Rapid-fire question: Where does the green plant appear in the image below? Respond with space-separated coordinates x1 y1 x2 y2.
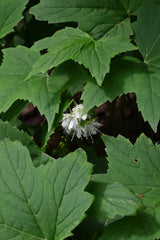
0 0 160 239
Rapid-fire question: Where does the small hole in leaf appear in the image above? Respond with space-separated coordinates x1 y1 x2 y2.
134 159 138 163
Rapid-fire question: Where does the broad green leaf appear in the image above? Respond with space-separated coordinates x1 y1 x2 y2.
88 182 142 220
132 0 160 67
81 57 160 130
0 46 87 129
30 0 143 39
100 134 160 195
95 134 160 239
0 119 53 166
0 0 28 39
0 140 93 240
29 27 136 85
99 209 160 240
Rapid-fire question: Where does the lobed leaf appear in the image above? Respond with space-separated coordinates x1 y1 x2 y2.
30 0 143 39
81 57 160 130
0 140 93 240
29 27 136 85
100 134 160 194
93 134 160 239
0 46 87 130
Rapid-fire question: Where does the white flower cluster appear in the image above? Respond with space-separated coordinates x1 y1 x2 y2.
61 104 101 139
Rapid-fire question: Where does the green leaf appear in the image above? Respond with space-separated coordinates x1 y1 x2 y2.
82 57 160 130
0 0 28 39
88 182 142 220
0 119 52 166
101 134 160 194
132 0 160 67
93 134 160 238
81 57 140 114
0 45 56 130
0 46 40 111
0 46 87 129
0 140 93 240
30 0 143 39
95 134 160 239
81 78 108 114
99 209 160 240
29 27 136 85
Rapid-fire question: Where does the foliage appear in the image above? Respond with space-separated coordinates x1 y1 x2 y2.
0 141 93 239
0 0 160 239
